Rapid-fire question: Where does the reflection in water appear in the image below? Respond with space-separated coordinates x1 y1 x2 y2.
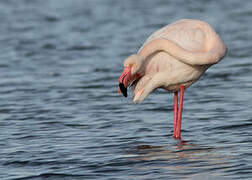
125 140 232 178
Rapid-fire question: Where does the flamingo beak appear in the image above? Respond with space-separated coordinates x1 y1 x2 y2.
118 67 131 97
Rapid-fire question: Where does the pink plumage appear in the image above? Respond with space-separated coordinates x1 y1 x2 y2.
118 19 227 139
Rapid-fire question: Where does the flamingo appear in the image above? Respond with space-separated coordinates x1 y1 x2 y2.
118 19 227 139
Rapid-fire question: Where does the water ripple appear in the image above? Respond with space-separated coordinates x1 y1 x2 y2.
0 0 252 180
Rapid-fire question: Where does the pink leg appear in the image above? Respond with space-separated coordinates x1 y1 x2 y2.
173 92 178 138
175 85 185 139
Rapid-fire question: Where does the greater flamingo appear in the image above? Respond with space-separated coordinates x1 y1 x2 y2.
118 19 227 139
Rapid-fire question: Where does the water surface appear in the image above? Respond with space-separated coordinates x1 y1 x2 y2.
0 0 252 179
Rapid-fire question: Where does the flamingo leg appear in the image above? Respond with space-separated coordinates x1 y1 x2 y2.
173 92 178 138
174 85 185 139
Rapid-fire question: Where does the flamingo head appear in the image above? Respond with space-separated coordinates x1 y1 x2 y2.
118 54 143 97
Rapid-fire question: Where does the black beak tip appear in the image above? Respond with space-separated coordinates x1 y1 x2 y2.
119 83 127 97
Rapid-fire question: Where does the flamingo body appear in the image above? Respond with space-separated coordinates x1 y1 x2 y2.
118 19 227 139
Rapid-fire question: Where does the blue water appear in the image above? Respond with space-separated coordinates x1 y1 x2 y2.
0 0 252 179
